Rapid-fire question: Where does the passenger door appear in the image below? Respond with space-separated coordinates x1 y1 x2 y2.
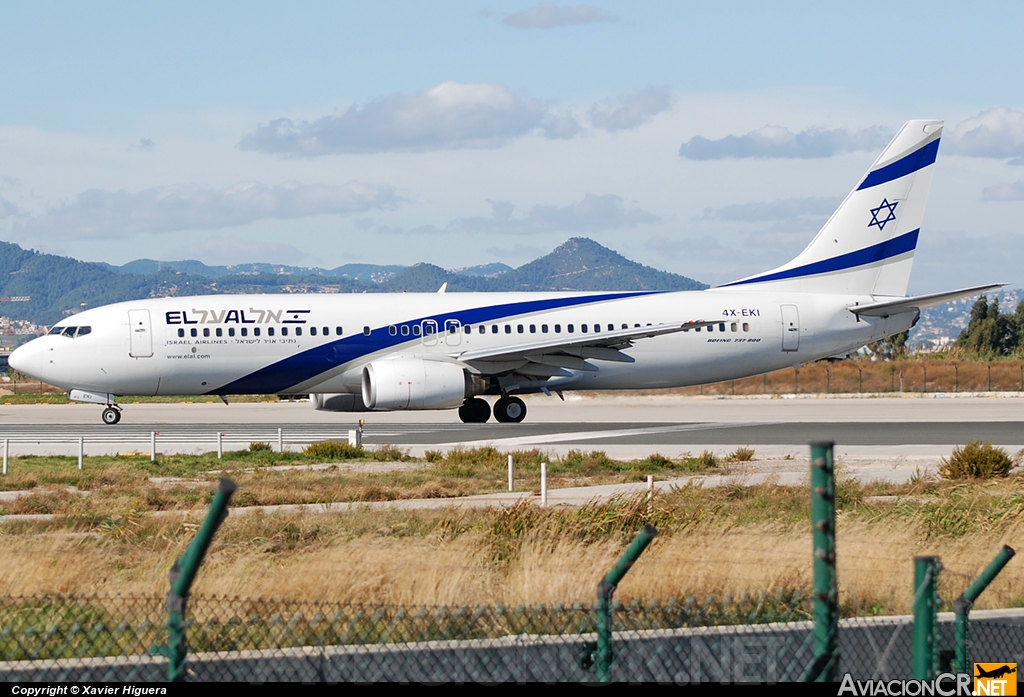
781 304 799 352
128 309 154 358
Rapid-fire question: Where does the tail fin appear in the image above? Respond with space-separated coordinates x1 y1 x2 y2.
720 119 942 296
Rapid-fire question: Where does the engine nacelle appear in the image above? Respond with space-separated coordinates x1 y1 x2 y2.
361 358 470 410
309 393 370 412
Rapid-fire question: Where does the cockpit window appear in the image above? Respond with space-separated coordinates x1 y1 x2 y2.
48 325 91 338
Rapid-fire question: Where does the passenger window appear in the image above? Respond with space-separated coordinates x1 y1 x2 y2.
190 328 197 337
413 325 421 336
254 327 261 337
719 323 726 332
203 328 210 337
177 328 185 338
568 324 574 333
529 324 535 333
424 324 434 335
363 326 371 336
478 326 486 334
608 324 614 331
555 324 561 333
696 326 702 332
281 327 288 337
268 327 275 337
491 325 498 334
464 325 471 334
505 325 511 334
336 327 343 335
621 324 627 330
76 326 91 337
241 328 248 337
323 327 328 336
541 324 548 333
707 324 713 332
216 328 223 337
731 323 737 332
229 328 236 337
743 323 750 332
593 324 600 332
581 324 588 333
389 326 397 336
517 325 524 333
401 325 410 336
296 327 302 336
635 323 640 327
311 327 317 336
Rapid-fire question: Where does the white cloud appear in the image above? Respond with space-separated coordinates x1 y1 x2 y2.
679 125 892 160
165 236 307 266
0 196 19 218
503 3 616 29
139 137 156 152
239 82 571 156
377 193 659 236
699 196 841 221
12 181 400 240
948 108 1024 162
981 180 1024 201
588 86 672 132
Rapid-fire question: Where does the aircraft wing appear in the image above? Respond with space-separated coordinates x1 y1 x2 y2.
454 320 718 374
850 283 1006 317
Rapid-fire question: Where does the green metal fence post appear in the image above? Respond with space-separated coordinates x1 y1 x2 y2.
596 524 657 682
913 556 942 680
802 441 839 682
953 545 1016 674
153 478 236 682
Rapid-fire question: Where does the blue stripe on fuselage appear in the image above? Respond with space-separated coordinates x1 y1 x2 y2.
856 139 939 190
208 291 660 394
720 229 919 288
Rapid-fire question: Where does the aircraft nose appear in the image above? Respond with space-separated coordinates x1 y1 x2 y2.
8 342 41 378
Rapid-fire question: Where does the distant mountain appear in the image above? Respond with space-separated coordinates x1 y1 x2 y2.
0 237 706 326
491 238 706 292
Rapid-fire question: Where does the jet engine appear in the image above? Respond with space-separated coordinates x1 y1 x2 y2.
361 358 472 410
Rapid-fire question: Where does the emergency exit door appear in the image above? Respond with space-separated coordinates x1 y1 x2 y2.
781 304 799 352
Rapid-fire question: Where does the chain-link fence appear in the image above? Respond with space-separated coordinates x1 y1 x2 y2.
2 593 1023 682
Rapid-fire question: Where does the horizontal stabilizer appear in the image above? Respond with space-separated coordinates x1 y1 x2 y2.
850 283 1006 317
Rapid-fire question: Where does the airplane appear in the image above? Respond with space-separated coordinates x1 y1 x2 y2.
8 119 1002 425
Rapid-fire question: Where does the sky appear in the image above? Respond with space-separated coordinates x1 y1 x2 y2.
1 1 1023 293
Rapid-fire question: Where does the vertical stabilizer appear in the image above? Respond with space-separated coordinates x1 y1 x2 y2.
721 120 942 297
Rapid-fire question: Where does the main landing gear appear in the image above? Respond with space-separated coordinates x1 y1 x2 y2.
494 396 527 423
101 406 122 425
458 397 491 423
457 396 528 423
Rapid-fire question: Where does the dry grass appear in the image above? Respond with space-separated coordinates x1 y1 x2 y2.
2 475 1023 616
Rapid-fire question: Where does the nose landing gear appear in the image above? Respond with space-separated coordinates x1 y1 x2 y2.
101 406 122 425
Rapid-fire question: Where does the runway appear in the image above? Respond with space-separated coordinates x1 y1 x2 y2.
2 393 1023 487
1 394 1022 457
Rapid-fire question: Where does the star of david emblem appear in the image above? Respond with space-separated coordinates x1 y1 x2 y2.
868 198 899 231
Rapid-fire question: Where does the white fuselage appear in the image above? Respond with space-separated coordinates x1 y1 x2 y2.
9 288 915 399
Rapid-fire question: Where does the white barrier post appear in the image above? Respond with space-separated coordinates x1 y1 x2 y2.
3 438 9 475
540 462 547 507
151 431 156 462
507 454 514 492
217 432 223 459
278 427 283 453
78 436 84 470
647 474 654 512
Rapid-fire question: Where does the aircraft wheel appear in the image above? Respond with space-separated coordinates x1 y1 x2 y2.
494 396 526 424
458 398 491 424
102 407 121 425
